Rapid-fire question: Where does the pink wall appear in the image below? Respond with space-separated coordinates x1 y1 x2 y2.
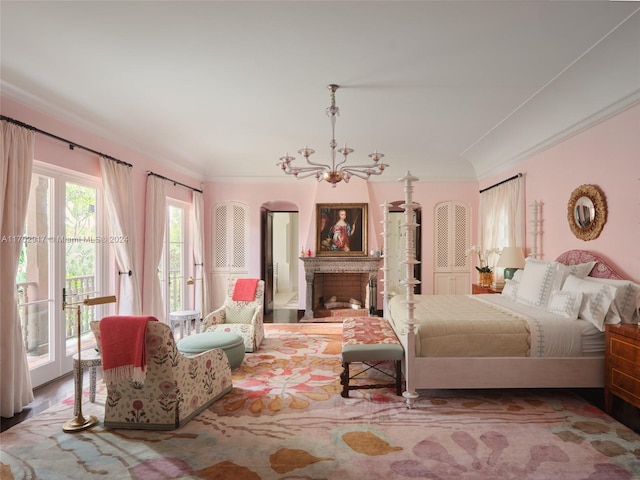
4 93 638 311
2 96 203 305
205 174 479 305
479 103 640 282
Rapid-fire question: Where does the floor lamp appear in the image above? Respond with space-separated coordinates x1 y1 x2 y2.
62 294 116 433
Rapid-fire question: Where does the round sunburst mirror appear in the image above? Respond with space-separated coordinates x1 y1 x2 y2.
567 184 607 241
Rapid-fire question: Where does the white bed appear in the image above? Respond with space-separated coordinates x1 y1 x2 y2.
384 175 638 408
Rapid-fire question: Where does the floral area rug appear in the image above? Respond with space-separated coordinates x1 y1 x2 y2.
2 323 640 480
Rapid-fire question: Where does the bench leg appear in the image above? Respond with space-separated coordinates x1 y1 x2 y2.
395 360 402 396
340 362 350 398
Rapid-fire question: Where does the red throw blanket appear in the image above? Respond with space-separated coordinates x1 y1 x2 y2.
232 278 259 301
100 315 157 385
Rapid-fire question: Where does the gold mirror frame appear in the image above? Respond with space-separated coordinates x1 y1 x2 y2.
567 184 607 241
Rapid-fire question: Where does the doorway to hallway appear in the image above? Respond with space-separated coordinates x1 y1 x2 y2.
261 203 299 321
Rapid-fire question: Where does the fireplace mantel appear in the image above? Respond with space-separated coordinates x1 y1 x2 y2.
301 256 382 319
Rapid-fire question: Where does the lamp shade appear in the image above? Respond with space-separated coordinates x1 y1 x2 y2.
497 247 526 280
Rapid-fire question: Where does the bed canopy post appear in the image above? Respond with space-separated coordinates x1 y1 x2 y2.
380 202 392 318
399 172 420 408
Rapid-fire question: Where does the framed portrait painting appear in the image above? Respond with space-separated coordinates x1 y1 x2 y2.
316 203 367 256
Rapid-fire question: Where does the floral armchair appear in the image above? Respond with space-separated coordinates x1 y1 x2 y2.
201 278 265 352
90 319 232 430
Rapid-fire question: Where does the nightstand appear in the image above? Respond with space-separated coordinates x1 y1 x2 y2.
605 324 640 414
472 284 501 294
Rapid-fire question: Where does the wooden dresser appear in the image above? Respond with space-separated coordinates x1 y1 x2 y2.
605 324 640 414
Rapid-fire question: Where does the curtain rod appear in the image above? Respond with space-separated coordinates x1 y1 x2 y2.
479 172 522 194
147 171 202 194
1 114 133 168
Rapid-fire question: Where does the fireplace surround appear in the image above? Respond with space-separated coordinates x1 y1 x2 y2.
300 257 382 319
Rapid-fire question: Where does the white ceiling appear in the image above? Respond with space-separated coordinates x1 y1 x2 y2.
2 1 639 183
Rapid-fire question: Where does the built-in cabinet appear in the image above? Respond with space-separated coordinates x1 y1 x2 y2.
433 201 470 294
211 201 249 307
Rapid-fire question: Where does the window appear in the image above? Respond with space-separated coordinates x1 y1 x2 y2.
159 200 190 316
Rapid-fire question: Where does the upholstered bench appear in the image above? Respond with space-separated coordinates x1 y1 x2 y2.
341 316 404 398
177 331 245 369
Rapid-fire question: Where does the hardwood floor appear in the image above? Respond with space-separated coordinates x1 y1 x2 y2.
0 309 302 432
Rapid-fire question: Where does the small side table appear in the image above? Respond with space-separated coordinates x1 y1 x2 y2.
72 349 102 416
472 284 502 294
169 310 201 338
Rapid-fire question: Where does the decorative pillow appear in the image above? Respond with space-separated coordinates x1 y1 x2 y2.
547 290 583 320
225 305 255 324
501 279 519 300
511 269 524 282
583 277 640 324
515 258 561 307
562 275 617 331
556 261 596 287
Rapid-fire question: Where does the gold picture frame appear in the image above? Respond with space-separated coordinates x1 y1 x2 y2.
567 184 607 241
316 203 367 256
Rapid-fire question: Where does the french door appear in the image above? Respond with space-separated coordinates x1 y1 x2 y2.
17 165 110 388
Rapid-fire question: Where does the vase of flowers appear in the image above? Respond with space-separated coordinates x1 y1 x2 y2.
465 245 500 287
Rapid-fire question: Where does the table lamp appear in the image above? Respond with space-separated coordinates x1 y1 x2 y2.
497 247 526 280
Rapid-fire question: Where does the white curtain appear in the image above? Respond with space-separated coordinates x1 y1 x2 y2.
142 175 166 321
100 157 142 315
478 175 526 279
192 191 210 317
1 121 35 417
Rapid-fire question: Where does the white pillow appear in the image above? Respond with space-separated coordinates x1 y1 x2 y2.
556 261 596 287
547 290 583 320
516 258 562 307
582 277 640 325
562 275 617 331
501 279 519 300
512 269 524 282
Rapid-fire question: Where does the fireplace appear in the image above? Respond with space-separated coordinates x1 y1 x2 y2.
300 257 382 319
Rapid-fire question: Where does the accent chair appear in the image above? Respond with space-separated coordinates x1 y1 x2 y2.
201 278 265 352
90 318 232 430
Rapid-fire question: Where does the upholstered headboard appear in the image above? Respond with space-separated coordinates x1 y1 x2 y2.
555 250 623 280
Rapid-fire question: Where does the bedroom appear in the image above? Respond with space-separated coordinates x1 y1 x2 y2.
2 0 639 442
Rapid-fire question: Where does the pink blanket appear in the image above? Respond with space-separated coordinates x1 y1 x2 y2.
100 316 157 385
232 278 259 301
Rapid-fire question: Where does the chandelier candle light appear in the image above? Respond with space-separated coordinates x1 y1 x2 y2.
277 84 388 187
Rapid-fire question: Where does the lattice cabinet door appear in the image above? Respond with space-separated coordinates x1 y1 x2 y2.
212 201 249 273
433 201 470 294
211 201 249 307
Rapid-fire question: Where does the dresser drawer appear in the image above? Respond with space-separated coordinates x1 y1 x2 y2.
609 367 640 407
608 336 640 374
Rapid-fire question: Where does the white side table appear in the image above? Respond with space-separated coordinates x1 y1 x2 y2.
72 349 102 416
168 310 201 338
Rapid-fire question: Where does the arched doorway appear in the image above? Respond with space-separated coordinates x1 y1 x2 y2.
261 201 300 322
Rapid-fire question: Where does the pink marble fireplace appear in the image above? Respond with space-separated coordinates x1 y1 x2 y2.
300 257 382 319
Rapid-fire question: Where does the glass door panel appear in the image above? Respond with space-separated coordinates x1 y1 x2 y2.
18 173 54 386
64 182 99 357
18 168 108 388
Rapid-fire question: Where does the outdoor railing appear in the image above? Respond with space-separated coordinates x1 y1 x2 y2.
18 271 184 353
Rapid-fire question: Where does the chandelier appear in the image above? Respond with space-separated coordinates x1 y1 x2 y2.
277 84 388 187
